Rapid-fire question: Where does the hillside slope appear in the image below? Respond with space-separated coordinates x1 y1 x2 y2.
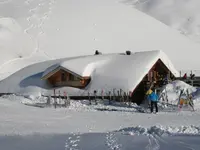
1 0 200 80
131 0 200 42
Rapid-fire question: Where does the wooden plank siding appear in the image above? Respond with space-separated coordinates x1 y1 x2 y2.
46 69 91 89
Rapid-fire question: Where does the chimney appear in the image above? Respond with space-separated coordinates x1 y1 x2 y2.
95 50 102 55
126 50 131 55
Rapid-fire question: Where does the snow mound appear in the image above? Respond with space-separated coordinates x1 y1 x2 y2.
158 80 197 105
119 125 200 136
166 80 196 93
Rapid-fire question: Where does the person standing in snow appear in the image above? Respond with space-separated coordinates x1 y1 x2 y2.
146 88 152 107
183 73 187 80
147 89 159 113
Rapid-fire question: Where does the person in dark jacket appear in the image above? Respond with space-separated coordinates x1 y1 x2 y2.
147 90 159 113
183 73 187 80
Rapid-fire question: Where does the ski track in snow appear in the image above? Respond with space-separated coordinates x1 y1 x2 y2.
65 133 81 150
106 132 121 150
24 0 55 55
25 0 56 59
146 134 197 150
1 0 55 70
176 141 196 150
146 134 160 150
0 0 56 78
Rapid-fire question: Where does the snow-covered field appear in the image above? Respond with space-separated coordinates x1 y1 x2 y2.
0 97 200 150
0 81 200 149
1 96 200 135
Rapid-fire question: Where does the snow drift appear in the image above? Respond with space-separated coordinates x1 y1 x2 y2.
120 125 200 136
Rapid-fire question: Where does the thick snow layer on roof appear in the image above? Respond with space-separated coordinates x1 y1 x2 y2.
40 50 178 95
87 50 178 93
0 50 178 96
60 55 111 77
42 63 60 78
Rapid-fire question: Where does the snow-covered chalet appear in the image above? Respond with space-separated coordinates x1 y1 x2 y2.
41 50 178 104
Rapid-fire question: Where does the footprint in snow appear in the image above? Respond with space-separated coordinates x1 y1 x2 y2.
106 132 121 150
65 134 81 150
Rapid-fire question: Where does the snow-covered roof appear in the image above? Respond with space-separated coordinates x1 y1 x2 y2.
42 64 60 79
42 50 178 92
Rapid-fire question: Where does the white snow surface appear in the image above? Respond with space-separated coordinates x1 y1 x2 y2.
1 80 200 149
1 93 200 136
131 0 200 43
1 0 200 80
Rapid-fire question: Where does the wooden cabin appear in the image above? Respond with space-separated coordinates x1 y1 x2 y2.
41 67 91 89
41 50 178 105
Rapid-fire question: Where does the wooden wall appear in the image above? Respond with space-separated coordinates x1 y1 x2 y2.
47 69 90 89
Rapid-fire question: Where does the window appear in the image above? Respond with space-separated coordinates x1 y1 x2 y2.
61 72 66 81
73 76 79 81
69 74 74 81
69 73 79 81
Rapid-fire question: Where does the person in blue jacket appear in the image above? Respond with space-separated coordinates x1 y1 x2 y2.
147 89 159 113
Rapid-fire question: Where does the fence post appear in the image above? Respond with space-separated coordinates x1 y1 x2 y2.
66 92 70 107
88 92 91 105
63 91 67 107
94 90 97 105
117 90 120 102
54 89 57 109
46 95 51 106
113 89 116 101
129 91 132 107
120 89 123 102
59 90 61 108
109 91 111 105
101 89 104 101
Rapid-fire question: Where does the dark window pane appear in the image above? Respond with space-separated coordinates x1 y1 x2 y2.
61 72 66 81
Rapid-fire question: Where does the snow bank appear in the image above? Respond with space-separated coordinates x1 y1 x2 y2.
120 125 200 136
167 80 197 93
0 93 140 112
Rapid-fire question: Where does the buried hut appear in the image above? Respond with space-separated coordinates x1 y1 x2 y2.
41 50 178 105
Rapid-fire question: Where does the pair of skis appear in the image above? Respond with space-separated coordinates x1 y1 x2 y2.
158 85 169 107
177 89 195 111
